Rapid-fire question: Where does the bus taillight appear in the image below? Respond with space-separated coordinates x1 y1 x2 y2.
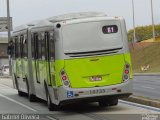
60 69 71 87
62 76 67 81
123 63 130 82
125 69 129 74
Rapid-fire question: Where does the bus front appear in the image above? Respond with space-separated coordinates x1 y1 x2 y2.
56 17 132 106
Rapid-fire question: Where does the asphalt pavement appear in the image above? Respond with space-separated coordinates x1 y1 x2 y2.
133 75 160 100
0 77 160 120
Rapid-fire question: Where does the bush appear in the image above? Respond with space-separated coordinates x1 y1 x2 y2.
128 24 160 42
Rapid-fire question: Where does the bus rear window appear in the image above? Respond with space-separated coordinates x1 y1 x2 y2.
62 21 123 54
102 25 118 34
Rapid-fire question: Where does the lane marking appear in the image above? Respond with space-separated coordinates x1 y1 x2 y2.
46 116 58 120
0 93 37 112
119 100 160 112
141 86 155 90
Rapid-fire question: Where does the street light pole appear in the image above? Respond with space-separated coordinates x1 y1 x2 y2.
6 0 12 76
132 0 136 42
151 0 155 41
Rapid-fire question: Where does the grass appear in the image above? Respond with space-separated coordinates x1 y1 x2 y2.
129 37 160 73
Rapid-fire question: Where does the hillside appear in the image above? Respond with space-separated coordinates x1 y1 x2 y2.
129 38 160 73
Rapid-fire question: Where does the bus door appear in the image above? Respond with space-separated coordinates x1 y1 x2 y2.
33 33 39 83
45 32 56 87
20 35 27 80
15 36 22 86
32 33 41 97
33 33 47 99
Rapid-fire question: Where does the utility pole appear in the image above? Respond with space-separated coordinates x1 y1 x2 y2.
132 0 136 42
151 0 155 41
7 0 12 76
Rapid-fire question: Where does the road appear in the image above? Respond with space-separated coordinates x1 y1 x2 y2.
0 77 160 120
133 75 160 100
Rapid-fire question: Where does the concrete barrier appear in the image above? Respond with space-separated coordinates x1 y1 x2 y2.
133 73 160 76
122 95 160 108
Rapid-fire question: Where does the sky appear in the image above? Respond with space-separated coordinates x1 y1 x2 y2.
0 0 160 30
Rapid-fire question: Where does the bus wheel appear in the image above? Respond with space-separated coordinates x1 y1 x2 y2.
18 91 25 96
29 94 37 102
98 100 109 107
108 98 118 106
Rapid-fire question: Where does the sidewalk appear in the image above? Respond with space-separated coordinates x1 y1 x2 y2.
0 77 14 88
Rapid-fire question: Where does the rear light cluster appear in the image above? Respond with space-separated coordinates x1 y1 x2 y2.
123 63 130 82
60 69 71 88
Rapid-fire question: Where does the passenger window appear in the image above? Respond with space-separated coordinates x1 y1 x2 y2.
38 33 42 60
12 38 15 59
15 37 18 58
33 33 38 59
23 35 28 58
20 35 24 58
45 32 49 60
49 32 55 61
45 31 55 61
41 33 45 60
31 34 35 59
16 36 21 58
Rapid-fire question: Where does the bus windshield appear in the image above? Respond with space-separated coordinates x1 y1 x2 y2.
62 20 123 54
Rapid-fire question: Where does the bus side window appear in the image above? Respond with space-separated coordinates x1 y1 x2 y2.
23 35 28 58
15 36 18 58
45 32 49 60
33 33 38 59
49 32 55 61
38 33 42 60
44 31 55 61
20 35 24 58
12 37 16 59
17 36 21 59
41 33 45 60
31 34 35 59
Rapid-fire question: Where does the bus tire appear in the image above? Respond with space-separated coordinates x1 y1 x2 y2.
98 100 109 107
108 98 118 106
44 82 56 111
26 77 37 102
18 91 25 96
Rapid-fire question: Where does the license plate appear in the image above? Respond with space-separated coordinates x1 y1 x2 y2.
90 89 105 94
90 76 102 82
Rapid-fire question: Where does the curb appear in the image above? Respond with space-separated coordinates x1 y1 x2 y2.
133 73 160 76
0 76 12 79
121 95 160 108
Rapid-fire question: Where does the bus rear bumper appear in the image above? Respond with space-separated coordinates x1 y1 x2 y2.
57 80 133 105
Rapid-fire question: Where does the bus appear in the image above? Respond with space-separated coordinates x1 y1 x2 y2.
11 12 133 111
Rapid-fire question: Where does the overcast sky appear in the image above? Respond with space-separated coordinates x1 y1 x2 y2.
0 0 160 30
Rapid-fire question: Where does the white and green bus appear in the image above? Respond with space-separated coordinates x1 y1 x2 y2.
11 12 132 111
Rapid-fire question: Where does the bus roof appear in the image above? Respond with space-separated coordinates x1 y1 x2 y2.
13 20 42 33
48 12 107 23
30 20 53 32
30 16 123 33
